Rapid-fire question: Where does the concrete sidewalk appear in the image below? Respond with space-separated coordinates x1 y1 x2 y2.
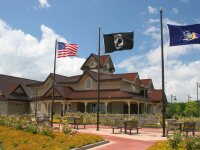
78 126 167 150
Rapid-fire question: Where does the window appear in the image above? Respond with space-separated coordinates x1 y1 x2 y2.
90 103 105 113
85 78 92 89
16 103 23 107
90 61 96 68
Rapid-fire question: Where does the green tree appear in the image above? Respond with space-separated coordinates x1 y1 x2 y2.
184 101 198 117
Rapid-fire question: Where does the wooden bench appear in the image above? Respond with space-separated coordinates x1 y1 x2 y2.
112 119 125 134
124 120 139 135
74 117 86 129
67 117 86 129
182 122 196 136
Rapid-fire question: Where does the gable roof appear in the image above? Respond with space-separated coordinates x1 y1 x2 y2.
27 73 71 87
42 85 73 99
80 53 115 71
0 74 39 101
114 73 139 83
141 79 151 86
100 55 109 64
147 89 163 102
10 84 27 96
141 79 154 89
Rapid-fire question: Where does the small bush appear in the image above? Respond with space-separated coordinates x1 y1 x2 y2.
62 124 75 135
25 124 38 134
40 125 54 138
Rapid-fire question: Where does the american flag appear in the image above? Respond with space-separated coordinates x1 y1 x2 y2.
57 42 78 58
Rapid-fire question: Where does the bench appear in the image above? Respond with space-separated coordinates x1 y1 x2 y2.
112 119 125 134
182 122 196 136
124 120 139 135
67 117 86 129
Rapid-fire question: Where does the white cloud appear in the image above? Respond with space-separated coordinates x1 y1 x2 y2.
147 18 159 24
38 0 50 8
195 18 200 23
117 47 200 102
148 6 158 14
172 8 178 14
0 19 85 80
117 18 200 102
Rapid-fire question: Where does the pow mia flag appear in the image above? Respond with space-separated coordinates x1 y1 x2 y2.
103 32 133 53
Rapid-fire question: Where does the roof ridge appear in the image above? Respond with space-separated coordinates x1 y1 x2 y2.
50 73 69 78
0 74 39 82
114 72 138 75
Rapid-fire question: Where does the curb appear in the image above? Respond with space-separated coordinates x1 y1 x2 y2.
72 140 109 150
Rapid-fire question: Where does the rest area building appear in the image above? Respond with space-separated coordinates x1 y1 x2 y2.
0 53 165 117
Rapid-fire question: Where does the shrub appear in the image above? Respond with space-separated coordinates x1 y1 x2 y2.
62 124 75 135
167 132 183 149
25 124 38 134
40 125 54 138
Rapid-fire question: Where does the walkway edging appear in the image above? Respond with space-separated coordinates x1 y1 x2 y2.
72 140 109 150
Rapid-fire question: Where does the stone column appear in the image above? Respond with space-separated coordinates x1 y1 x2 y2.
44 101 50 118
145 103 148 114
127 101 131 118
104 102 108 114
84 102 88 113
137 102 140 114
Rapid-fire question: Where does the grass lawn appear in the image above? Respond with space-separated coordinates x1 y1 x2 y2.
0 126 104 150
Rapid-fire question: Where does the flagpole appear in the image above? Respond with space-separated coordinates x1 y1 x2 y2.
160 8 166 137
51 39 57 127
97 26 101 131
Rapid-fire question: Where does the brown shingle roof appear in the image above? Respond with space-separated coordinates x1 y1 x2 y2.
100 55 109 64
87 70 120 81
27 73 73 86
141 79 152 87
114 73 138 82
147 90 163 102
69 90 133 100
81 53 115 71
54 86 73 98
0 74 39 101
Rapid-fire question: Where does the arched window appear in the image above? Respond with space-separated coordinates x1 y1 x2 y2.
85 78 92 89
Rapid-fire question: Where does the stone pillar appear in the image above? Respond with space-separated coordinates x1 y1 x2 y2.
104 102 108 114
137 102 140 114
127 101 131 118
145 103 148 114
44 102 48 116
84 102 88 113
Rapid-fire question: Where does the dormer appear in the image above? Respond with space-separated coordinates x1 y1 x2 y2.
10 84 28 97
81 53 115 74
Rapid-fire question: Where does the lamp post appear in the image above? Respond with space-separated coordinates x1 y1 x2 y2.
197 83 200 116
188 94 191 102
171 94 177 103
197 83 199 101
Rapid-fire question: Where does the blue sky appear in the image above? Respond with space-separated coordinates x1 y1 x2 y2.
0 0 200 102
